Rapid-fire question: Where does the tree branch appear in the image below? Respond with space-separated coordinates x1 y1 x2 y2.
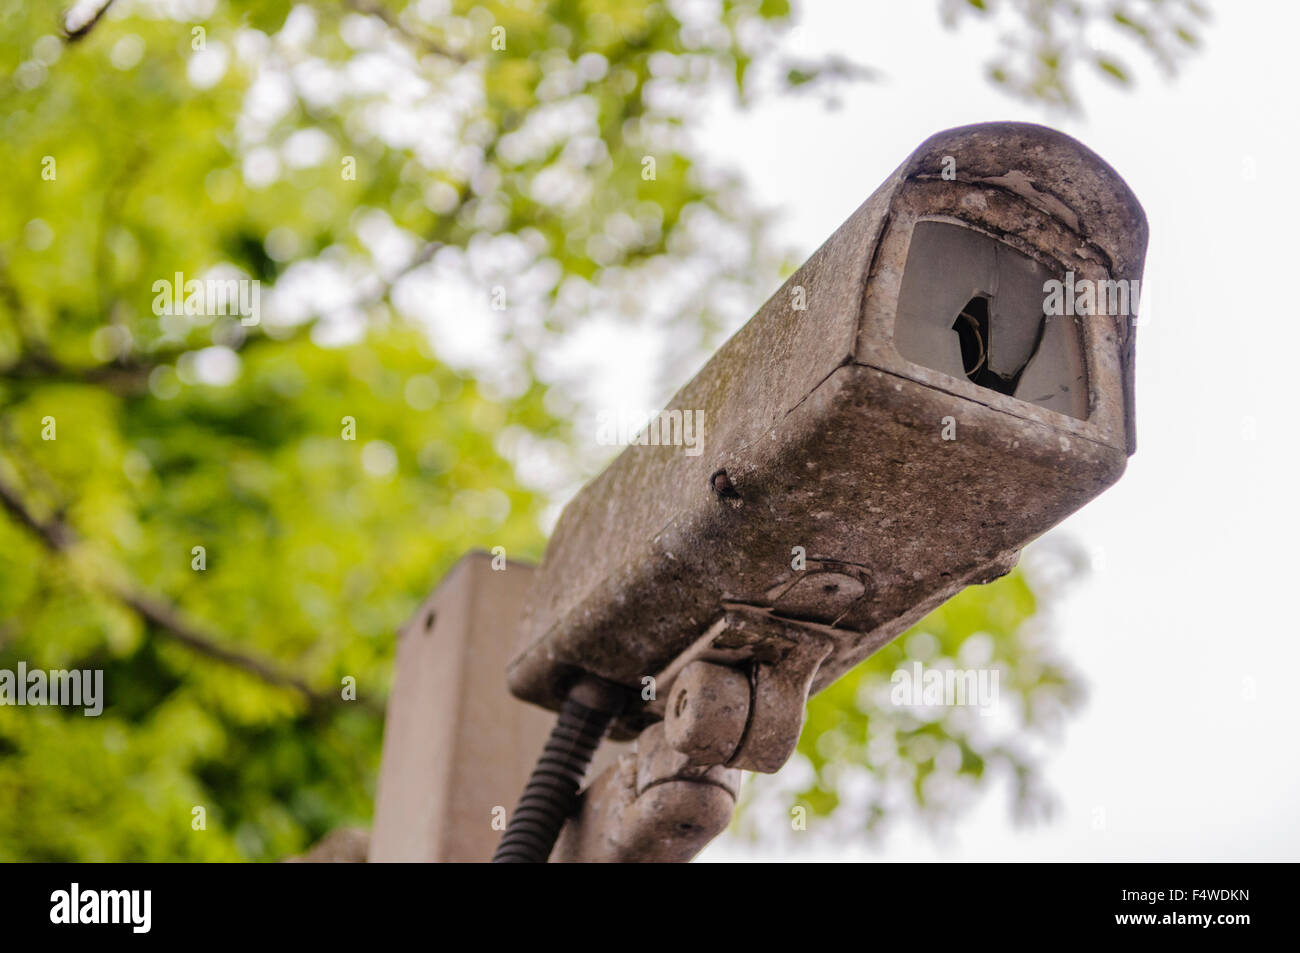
343 0 470 63
0 474 71 549
0 472 379 715
63 0 118 43
0 239 444 394
0 323 309 394
114 589 336 705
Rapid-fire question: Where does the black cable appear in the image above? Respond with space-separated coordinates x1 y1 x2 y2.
491 677 623 863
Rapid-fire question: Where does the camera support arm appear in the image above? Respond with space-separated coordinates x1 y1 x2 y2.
555 607 839 862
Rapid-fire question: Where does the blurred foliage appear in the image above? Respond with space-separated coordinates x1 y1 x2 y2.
942 0 1208 108
0 0 1198 861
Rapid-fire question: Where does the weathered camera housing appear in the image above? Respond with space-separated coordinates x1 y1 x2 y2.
507 122 1147 733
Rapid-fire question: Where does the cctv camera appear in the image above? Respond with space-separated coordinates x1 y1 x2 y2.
507 121 1146 745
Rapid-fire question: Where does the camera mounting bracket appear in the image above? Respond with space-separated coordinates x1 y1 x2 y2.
642 603 840 774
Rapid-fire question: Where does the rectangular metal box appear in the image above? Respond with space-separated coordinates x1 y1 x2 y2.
507 122 1147 729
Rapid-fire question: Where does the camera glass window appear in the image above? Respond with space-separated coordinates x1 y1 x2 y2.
893 220 1089 420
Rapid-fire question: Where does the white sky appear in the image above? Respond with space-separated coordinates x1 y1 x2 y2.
614 0 1300 862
